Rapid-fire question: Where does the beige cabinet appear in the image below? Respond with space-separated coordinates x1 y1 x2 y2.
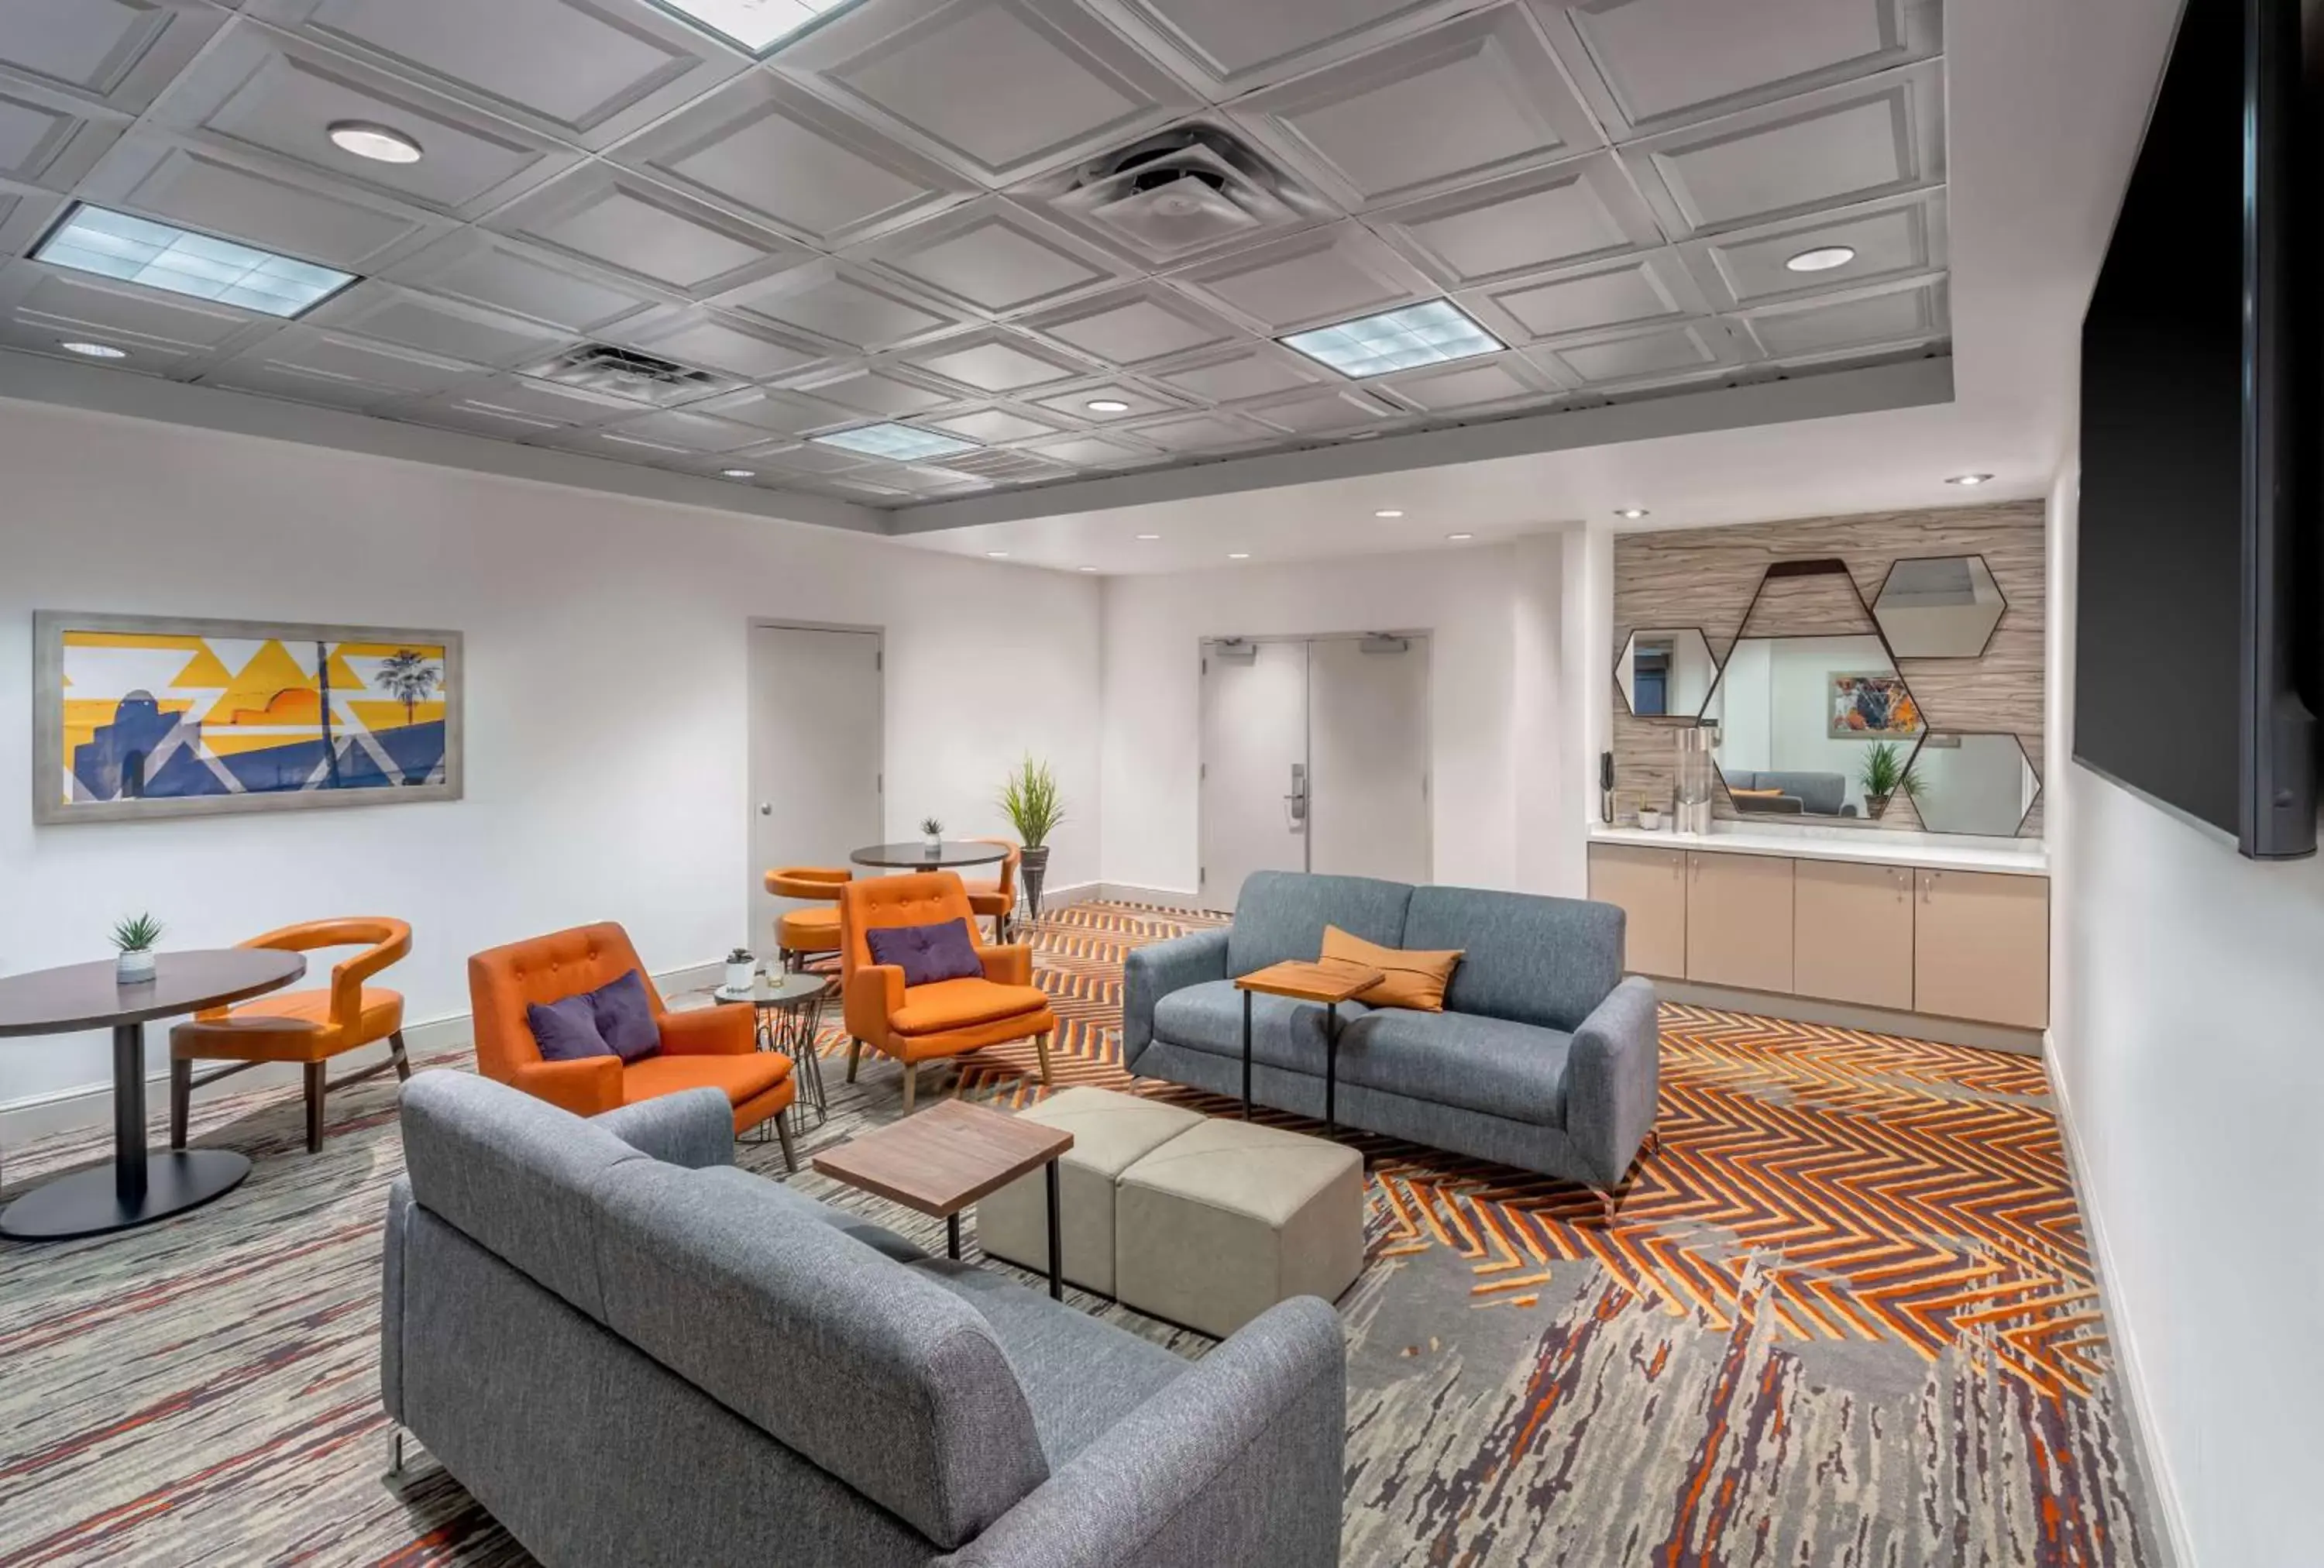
1793 861 1917 1009
1913 869 2051 1027
1684 852 1794 992
1587 844 1686 978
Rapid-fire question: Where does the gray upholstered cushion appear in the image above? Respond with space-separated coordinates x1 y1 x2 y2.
1335 1009 1570 1127
693 1164 927 1262
1226 870 1411 977
590 1087 734 1171
1728 769 1848 815
591 1161 1049 1549
1401 885 1622 1033
1151 979 1369 1075
1122 926 1228 1068
1563 976 1663 1189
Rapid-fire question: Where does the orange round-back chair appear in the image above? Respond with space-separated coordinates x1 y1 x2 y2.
765 866 852 970
960 839 1021 942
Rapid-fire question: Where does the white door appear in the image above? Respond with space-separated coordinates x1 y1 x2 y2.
1309 634 1431 884
748 626 883 953
1199 639 1308 911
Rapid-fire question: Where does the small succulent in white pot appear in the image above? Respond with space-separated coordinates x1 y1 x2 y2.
920 815 944 849
111 913 163 985
724 947 757 995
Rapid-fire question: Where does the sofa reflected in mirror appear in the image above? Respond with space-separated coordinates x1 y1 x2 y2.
1702 633 1923 821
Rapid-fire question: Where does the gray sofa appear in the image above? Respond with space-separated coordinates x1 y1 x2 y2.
380 1071 1346 1568
1722 769 1857 817
1122 872 1658 1198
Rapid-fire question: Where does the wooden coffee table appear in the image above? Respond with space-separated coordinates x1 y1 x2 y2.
812 1099 1076 1299
1233 961 1382 1136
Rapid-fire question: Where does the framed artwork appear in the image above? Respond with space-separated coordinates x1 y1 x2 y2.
1828 670 1922 740
33 611 462 824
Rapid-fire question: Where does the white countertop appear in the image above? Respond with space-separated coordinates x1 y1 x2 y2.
1588 823 2050 877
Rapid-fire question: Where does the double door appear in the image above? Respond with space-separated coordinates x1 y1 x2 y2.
1199 634 1431 911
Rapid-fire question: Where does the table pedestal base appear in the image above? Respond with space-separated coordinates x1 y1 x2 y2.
0 1149 251 1240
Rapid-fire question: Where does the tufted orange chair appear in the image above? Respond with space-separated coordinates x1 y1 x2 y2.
468 922 796 1168
959 839 1021 944
841 872 1054 1114
765 866 851 970
170 917 413 1154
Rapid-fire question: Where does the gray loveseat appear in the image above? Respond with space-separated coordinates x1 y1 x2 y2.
1722 769 1857 817
381 1071 1346 1568
1123 872 1658 1202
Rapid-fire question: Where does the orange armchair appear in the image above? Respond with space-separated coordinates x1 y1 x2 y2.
840 872 1054 1114
765 866 851 970
170 917 412 1154
960 839 1021 943
468 922 797 1168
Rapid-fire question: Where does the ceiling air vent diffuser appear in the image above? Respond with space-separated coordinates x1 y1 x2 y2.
524 343 743 406
1046 125 1327 262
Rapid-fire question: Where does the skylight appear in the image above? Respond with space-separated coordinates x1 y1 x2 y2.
34 205 355 318
1279 299 1505 380
810 423 981 462
648 0 858 53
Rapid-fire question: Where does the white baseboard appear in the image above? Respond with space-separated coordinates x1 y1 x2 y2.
1652 978 2044 1055
1024 879 1102 912
1094 882 1212 912
2042 1034 2195 1568
0 960 726 1146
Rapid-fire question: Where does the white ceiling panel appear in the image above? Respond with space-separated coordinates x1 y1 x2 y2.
1680 189 1944 308
784 359 970 417
246 0 747 150
1458 248 1707 346
1088 0 1470 98
0 79 125 190
1143 339 1322 404
0 256 269 370
1531 318 1743 386
84 136 449 270
713 259 964 352
206 322 474 396
610 70 970 250
772 0 1195 183
1236 383 1401 435
851 197 1131 317
741 438 875 475
933 445 1076 482
899 325 1092 393
1017 279 1243 366
1232 7 1604 211
1115 406 1273 452
1738 275 1947 360
383 229 668 331
594 404 765 452
396 370 640 429
1026 376 1186 422
486 164 811 297
1018 429 1163 467
923 403 1074 443
690 383 861 435
304 281 574 366
607 303 834 381
1164 221 1431 335
528 421 700 461
0 0 225 114
1366 153 1662 290
1372 349 1561 412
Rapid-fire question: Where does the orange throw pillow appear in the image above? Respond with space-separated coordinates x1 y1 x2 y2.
1319 925 1463 1012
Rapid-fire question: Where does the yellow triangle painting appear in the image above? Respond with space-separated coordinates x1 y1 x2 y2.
170 646 235 688
212 640 318 727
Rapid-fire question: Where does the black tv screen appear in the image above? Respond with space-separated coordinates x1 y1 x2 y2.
2077 0 2317 858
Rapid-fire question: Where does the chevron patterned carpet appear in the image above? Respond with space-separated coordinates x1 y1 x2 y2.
0 902 2161 1567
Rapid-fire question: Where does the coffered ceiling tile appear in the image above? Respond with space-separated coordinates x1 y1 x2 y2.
771 0 1195 184
0 256 271 370
1737 275 1947 361
876 462 992 496
1367 153 1662 291
1085 0 1472 98
304 281 574 367
1230 7 1604 211
849 198 1133 318
0 0 225 113
606 304 836 382
1143 339 1322 404
931 446 1077 483
148 29 579 219
1679 189 1944 308
1620 61 1944 239
245 0 748 150
594 405 765 452
1017 279 1243 368
486 165 811 298
1371 349 1561 413
1236 383 1401 435
1115 407 1274 453
898 326 1092 394
610 70 971 250
1457 249 1707 346
0 79 125 191
1018 430 1164 467
384 229 669 332
526 421 703 462
199 324 476 407
1164 221 1431 336
393 391 573 439
1026 377 1186 423
923 404 1074 445
1535 0 1942 139
741 438 877 475
401 370 639 428
1530 318 1742 387
713 260 964 353
689 384 862 437
782 360 971 418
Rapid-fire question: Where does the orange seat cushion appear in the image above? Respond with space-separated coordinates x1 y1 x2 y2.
622 1049 791 1109
778 906 843 951
170 985 404 1062
1319 925 1463 1012
890 978 1050 1036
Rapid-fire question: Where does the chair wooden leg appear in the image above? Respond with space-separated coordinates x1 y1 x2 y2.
774 1115 797 1174
388 1030 412 1082
901 1062 919 1116
846 1037 863 1083
303 1062 326 1153
169 1057 192 1150
1642 1128 1662 1157
1594 1188 1619 1226
1033 1031 1053 1088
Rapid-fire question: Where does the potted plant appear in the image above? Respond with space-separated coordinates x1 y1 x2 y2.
1857 741 1920 821
111 913 163 985
997 755 1066 921
920 816 944 851
724 947 758 996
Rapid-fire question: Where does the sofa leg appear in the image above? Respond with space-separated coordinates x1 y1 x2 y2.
1033 1031 1052 1088
169 1057 192 1150
774 1115 797 1174
386 1427 406 1480
304 1062 327 1153
846 1037 863 1083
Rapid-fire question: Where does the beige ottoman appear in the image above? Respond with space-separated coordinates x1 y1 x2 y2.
978 1088 1205 1295
1115 1118 1365 1338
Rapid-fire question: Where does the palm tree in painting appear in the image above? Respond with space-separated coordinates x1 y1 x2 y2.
315 639 340 789
378 649 442 724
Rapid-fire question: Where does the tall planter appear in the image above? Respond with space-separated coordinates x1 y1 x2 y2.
1019 844 1051 923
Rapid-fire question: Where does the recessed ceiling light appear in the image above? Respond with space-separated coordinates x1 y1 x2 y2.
1085 398 1131 414
1373 508 1404 518
1614 507 1650 519
1786 245 1858 273
720 467 755 479
810 422 979 461
646 0 858 53
1446 532 1473 541
1136 532 1160 541
1948 473 1995 487
34 203 356 318
58 340 125 359
985 550 1009 559
1228 552 1251 560
328 120 423 164
1280 298 1504 379
1078 565 1098 573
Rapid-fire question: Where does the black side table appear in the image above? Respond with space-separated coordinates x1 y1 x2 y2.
713 971 832 1132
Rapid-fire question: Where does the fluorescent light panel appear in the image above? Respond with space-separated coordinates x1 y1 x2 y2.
811 422 980 461
34 204 354 318
648 0 857 52
1280 298 1504 379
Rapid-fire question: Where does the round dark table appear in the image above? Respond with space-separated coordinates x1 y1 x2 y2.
0 948 306 1241
849 840 1009 872
713 971 833 1132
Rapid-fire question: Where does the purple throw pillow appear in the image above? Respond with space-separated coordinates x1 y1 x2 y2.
528 992 612 1062
865 919 984 987
588 969 661 1064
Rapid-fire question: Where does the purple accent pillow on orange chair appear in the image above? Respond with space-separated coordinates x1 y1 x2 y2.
865 919 984 987
528 992 612 1061
588 969 661 1064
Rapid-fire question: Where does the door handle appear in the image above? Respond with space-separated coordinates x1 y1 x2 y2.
1284 762 1308 827
758 802 772 816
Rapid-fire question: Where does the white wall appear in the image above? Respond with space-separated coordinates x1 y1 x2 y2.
0 398 1102 1107
2048 465 2324 1568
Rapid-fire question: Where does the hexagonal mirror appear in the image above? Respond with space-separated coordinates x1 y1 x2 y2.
1872 555 2007 658
1903 732 2042 835
1615 628 1717 720
1702 633 1924 820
